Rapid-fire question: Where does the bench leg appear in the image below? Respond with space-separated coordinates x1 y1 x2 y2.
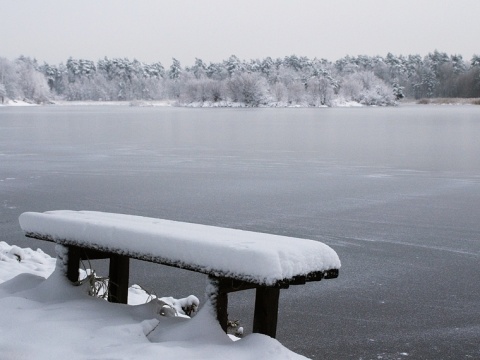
216 291 229 333
207 277 229 333
108 255 129 304
253 287 280 338
66 246 81 282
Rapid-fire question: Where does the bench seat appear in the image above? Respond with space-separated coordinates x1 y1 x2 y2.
20 210 340 286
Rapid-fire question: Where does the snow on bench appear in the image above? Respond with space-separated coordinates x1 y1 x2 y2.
19 211 340 285
19 210 340 338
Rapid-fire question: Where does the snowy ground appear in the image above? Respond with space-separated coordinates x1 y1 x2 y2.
0 99 39 106
0 241 306 359
0 99 174 107
0 98 365 108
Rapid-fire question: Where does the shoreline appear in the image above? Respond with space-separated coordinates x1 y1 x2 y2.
2 98 480 107
413 97 480 105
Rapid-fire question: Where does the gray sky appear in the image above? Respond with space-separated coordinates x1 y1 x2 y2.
2 0 479 66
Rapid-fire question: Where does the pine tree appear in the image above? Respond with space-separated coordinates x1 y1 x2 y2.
168 58 182 80
192 58 207 79
392 82 405 100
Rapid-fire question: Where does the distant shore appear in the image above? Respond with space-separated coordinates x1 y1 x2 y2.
2 98 480 107
1 99 361 108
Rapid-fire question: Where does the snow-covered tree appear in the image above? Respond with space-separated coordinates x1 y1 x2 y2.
0 57 20 99
14 57 51 103
66 58 96 82
224 55 244 77
339 71 395 105
0 83 6 103
191 58 207 79
392 82 405 100
450 54 466 74
145 62 165 79
259 57 275 79
227 72 269 106
335 55 359 74
286 81 306 105
270 82 288 104
306 77 334 106
168 58 182 80
6 50 479 106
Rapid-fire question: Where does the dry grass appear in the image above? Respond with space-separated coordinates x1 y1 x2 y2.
416 98 480 105
416 98 430 104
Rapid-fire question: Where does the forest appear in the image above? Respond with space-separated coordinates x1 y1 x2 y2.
1 51 480 107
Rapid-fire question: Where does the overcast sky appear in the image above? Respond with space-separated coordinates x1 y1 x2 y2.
2 0 479 66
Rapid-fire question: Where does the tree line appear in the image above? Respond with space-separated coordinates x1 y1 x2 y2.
1 51 479 106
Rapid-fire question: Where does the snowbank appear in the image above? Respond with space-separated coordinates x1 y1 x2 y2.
19 211 340 285
51 100 173 107
0 241 56 283
0 241 308 359
179 100 362 108
0 99 39 106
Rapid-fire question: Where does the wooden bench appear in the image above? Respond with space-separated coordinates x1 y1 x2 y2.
19 210 340 338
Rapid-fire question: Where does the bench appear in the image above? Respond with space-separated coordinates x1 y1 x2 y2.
19 210 340 338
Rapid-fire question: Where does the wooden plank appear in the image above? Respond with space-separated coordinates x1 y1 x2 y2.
216 278 258 293
253 287 280 338
324 269 339 279
108 254 130 304
290 275 306 285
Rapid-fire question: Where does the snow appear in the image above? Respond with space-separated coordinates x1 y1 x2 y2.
0 241 308 359
331 98 364 107
52 100 173 107
0 99 39 106
177 100 362 108
19 211 340 285
0 241 56 282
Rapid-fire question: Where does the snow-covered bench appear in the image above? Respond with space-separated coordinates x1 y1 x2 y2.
19 210 340 338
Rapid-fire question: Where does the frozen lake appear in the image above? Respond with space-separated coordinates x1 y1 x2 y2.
1 105 479 359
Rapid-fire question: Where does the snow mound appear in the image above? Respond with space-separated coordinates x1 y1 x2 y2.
0 241 56 283
0 241 308 359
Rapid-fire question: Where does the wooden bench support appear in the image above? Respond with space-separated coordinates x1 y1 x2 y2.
66 246 81 282
65 252 282 337
208 276 282 338
64 246 130 304
215 291 229 333
207 277 229 333
253 287 280 338
108 254 130 304
60 246 335 339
